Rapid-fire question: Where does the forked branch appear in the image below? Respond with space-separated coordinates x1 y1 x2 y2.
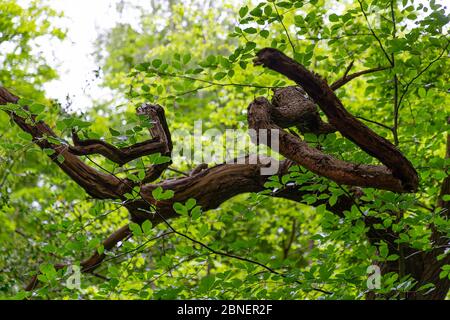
253 48 418 192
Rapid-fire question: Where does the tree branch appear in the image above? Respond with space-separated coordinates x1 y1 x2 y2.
25 224 132 291
330 66 390 90
357 0 394 66
70 131 163 166
0 87 130 199
253 48 418 192
248 97 405 192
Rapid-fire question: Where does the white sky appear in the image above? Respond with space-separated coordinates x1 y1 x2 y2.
31 0 143 111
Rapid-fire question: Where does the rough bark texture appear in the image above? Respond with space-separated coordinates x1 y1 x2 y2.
270 86 335 134
254 48 418 192
1 47 448 299
248 96 405 192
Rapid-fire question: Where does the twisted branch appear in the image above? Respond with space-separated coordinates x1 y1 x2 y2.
253 48 418 192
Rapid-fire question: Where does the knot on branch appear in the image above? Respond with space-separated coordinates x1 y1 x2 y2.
271 86 335 134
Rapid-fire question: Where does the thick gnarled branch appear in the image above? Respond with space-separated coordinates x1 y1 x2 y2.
69 103 173 165
254 47 418 192
270 86 335 135
70 132 163 166
248 97 405 192
0 87 129 199
0 87 173 199
25 155 354 291
0 46 424 296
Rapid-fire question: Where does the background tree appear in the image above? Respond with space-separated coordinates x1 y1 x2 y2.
0 0 65 297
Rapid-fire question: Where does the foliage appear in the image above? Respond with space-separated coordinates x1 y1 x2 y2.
0 0 449 300
0 0 67 297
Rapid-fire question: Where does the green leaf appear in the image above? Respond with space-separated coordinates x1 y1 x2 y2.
239 61 247 69
148 153 171 165
277 1 293 8
379 243 389 258
239 6 248 18
328 195 337 206
18 132 33 141
199 275 216 292
173 202 188 215
244 27 257 34
281 174 290 185
152 186 174 200
214 72 227 80
136 62 150 71
29 103 46 114
260 30 269 38
138 170 146 180
142 220 153 235
439 270 449 279
183 53 191 64
387 254 399 261
129 222 143 236
191 206 202 219
418 87 426 98
152 59 162 68
185 198 196 210
250 7 263 17
109 128 121 136
329 14 339 22
39 263 57 277
43 148 55 156
57 154 65 164
18 98 33 107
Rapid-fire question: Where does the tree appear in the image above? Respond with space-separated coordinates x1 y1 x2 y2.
0 0 65 298
0 0 449 300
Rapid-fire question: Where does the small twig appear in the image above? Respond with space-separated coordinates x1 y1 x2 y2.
282 219 297 259
356 116 393 131
330 66 390 90
299 33 373 42
151 70 281 90
166 167 189 177
343 60 355 78
336 184 368 218
138 207 332 295
90 272 109 281
397 40 450 110
357 0 394 66
390 1 399 146
159 84 215 101
96 231 175 267
273 3 296 55
393 74 400 145
146 253 209 285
